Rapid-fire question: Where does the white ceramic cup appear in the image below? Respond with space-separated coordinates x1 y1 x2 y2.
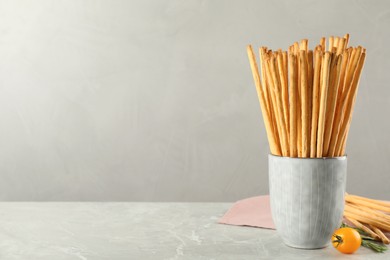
268 154 347 249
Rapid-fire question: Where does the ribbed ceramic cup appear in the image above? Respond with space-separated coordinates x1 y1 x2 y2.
268 154 347 249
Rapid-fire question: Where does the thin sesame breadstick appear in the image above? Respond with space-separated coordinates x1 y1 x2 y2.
260 49 277 132
369 225 390 244
337 38 346 55
332 47 361 154
339 53 366 155
307 50 313 152
344 211 390 232
259 48 271 114
264 54 283 153
282 51 289 129
282 51 288 85
320 37 326 51
247 46 281 155
329 36 334 52
347 203 390 223
346 218 380 239
334 37 340 49
328 48 352 156
338 134 346 156
296 45 302 157
269 56 290 156
334 48 363 154
317 52 331 157
310 49 322 157
289 53 298 157
323 55 342 156
293 42 299 54
344 33 350 48
300 39 308 51
345 203 390 222
265 55 286 155
347 194 390 208
346 191 390 213
260 49 281 152
345 47 362 91
300 50 309 157
277 52 290 140
297 104 302 156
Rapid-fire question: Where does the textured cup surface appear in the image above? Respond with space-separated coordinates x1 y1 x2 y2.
268 155 347 249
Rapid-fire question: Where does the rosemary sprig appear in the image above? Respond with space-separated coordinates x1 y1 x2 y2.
362 240 388 253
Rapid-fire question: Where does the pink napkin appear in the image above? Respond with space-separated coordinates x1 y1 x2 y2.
218 195 275 229
219 195 390 240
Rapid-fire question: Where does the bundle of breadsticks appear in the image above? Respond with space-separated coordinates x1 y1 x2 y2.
345 194 390 244
247 34 366 157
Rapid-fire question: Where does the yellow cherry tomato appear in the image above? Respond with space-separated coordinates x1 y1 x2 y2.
332 227 362 254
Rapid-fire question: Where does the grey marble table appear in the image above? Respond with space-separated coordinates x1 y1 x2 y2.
0 203 388 260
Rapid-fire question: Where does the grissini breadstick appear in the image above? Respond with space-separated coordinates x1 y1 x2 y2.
277 52 290 140
344 48 358 88
332 47 361 155
282 51 290 147
344 33 350 48
347 194 390 208
320 37 326 51
334 37 340 49
289 53 298 157
259 48 271 115
346 217 379 239
345 190 390 213
247 46 281 155
300 50 310 157
328 48 351 156
317 52 331 157
340 53 366 154
346 203 390 222
310 49 322 157
295 46 302 157
265 55 286 155
282 51 288 89
307 50 313 153
281 51 289 139
337 52 366 155
265 55 283 154
297 99 302 155
282 51 290 132
294 42 299 54
298 43 309 156
338 134 346 156
300 39 308 51
369 225 390 244
337 38 346 55
269 56 290 156
329 36 334 52
344 206 390 227
343 211 390 232
261 49 282 152
323 55 342 156
344 47 362 95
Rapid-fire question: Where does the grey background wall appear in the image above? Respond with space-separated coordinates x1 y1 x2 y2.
0 0 389 201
